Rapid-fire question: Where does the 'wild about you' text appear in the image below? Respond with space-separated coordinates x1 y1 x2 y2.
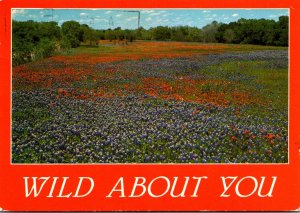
23 175 277 198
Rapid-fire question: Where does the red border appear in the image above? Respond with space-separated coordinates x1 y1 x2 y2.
1 0 300 211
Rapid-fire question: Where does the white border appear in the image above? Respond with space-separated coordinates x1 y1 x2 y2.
10 8 290 166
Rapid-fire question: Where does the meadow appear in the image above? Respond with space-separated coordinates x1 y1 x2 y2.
12 41 288 163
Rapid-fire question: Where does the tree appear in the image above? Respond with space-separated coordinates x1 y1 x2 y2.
124 29 136 42
277 16 288 46
202 21 220 43
187 27 203 42
105 29 116 41
171 26 188 41
96 30 105 40
137 27 152 40
80 24 98 45
223 29 235 43
12 20 59 65
114 27 125 40
152 26 171 40
39 21 61 40
215 17 288 46
61 21 81 48
135 27 144 40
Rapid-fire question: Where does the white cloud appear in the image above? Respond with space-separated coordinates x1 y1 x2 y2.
151 18 169 26
116 14 122 17
126 16 138 21
149 12 161 16
159 18 169 23
141 9 155 14
148 10 166 16
105 11 112 14
232 13 239 17
202 10 211 13
12 9 26 14
204 13 213 18
12 9 26 18
279 12 288 16
95 18 108 22
269 14 278 18
146 17 152 21
28 14 37 19
80 12 87 17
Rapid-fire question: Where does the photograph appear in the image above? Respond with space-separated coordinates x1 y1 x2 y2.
12 8 289 164
1 0 300 211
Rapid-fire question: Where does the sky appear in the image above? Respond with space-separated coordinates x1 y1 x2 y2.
12 9 289 30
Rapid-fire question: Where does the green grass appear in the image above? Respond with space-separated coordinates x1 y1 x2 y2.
63 45 114 55
58 41 287 57
204 60 288 118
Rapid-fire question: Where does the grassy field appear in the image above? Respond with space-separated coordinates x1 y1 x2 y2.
12 41 288 163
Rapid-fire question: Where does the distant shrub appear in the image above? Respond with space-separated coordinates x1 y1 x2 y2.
61 21 81 48
33 39 56 60
60 36 72 50
12 20 60 66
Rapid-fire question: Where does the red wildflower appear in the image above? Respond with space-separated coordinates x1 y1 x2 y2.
243 129 250 136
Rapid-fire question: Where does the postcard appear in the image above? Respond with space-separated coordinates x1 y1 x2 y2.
0 0 299 211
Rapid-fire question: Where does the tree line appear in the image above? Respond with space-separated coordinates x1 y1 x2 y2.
12 16 288 66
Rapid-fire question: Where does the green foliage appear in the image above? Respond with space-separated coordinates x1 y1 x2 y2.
135 27 152 40
12 20 60 66
60 36 72 50
114 27 125 40
216 16 288 46
171 26 189 41
39 21 61 40
103 27 137 42
12 16 289 66
104 29 117 41
80 24 98 45
202 21 220 43
124 29 136 42
223 29 235 43
32 38 56 60
277 16 288 46
61 20 81 48
186 27 203 42
152 26 171 40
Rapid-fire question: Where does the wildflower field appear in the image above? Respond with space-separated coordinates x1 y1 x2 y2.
12 41 288 163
